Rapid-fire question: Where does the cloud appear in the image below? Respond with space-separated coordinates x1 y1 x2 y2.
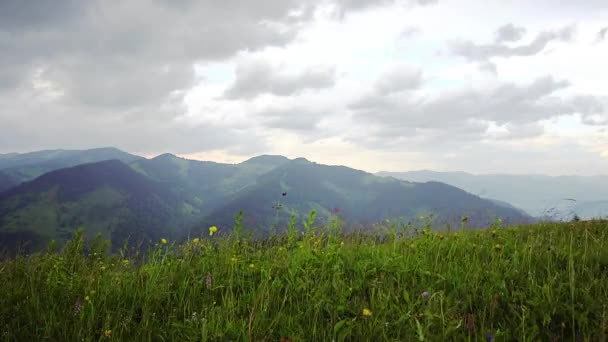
494 23 527 43
596 27 608 43
224 58 336 99
450 26 574 61
375 65 423 94
348 76 604 149
398 26 421 40
257 106 326 131
333 0 436 14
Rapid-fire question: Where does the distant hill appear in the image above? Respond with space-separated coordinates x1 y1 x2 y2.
0 147 141 192
202 158 532 235
0 152 533 252
0 160 184 253
377 170 608 219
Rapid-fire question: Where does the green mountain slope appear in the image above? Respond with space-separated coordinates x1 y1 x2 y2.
0 147 141 192
0 152 533 252
202 159 532 234
0 160 185 252
129 153 290 217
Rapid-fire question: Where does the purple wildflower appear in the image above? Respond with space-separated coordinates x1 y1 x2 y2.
486 333 495 341
421 291 429 298
205 273 213 289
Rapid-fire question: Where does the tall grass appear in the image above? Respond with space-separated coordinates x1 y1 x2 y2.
1 216 607 341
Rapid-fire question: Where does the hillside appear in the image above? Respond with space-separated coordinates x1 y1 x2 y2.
378 170 608 219
0 153 533 252
0 160 185 252
0 148 141 192
1 220 606 340
202 158 531 234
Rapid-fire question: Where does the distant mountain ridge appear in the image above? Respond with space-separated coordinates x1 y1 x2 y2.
377 170 608 219
0 147 141 192
0 148 533 252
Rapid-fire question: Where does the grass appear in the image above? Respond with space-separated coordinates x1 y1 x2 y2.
1 215 607 341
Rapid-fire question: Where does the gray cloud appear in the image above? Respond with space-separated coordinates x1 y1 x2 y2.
375 65 423 94
0 0 325 115
494 23 527 43
258 107 326 131
224 59 336 99
333 0 436 14
450 26 574 61
349 76 603 148
596 27 608 43
399 26 421 40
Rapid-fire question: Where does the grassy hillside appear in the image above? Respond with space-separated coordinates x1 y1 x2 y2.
1 219 606 341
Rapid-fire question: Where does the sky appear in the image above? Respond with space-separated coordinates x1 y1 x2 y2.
0 0 607 175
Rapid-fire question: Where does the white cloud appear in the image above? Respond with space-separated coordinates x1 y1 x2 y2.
0 0 607 175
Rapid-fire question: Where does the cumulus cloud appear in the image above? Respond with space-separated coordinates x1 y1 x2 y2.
595 27 608 43
375 65 423 94
257 106 327 131
224 59 336 99
348 76 604 149
450 26 574 61
494 23 527 43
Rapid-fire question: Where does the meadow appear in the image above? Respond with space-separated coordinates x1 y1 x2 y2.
1 214 607 341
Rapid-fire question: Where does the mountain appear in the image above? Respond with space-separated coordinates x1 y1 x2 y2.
0 152 532 252
129 153 290 217
201 158 532 234
0 147 141 192
0 160 185 253
377 170 608 219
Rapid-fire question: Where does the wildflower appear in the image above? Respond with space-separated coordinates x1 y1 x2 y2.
104 329 112 338
419 215 425 220
249 263 255 269
438 234 444 240
486 333 495 341
209 226 218 237
205 273 213 289
491 229 498 237
362 308 373 317
193 238 200 244
84 296 90 303
122 259 129 266
73 299 83 315
100 266 106 271
421 291 429 298
340 241 345 247
494 244 503 251
160 238 168 245
230 257 238 263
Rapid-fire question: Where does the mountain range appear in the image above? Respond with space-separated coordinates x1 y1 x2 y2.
377 170 608 220
0 148 532 252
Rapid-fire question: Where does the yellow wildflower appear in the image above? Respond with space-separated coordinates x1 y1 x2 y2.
160 238 168 245
209 226 218 236
249 263 255 269
84 296 90 302
104 329 112 338
362 308 373 317
193 238 200 244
